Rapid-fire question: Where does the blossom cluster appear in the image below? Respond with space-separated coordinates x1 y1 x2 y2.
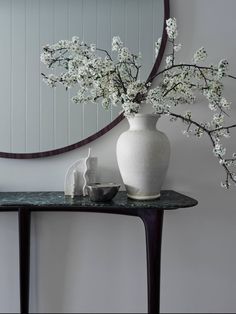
41 35 144 117
166 17 178 39
148 18 236 189
41 18 236 189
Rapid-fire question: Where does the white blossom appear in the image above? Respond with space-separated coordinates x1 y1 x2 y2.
166 17 178 39
212 114 224 127
221 181 230 189
174 43 182 52
165 55 173 67
122 101 140 117
40 50 52 66
218 59 229 78
209 103 217 111
118 47 132 62
112 36 123 51
155 37 162 57
102 98 110 110
220 97 230 109
193 47 207 63
184 111 192 120
126 81 147 101
90 44 96 52
72 36 80 44
213 143 226 157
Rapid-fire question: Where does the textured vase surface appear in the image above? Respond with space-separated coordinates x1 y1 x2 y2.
116 114 170 200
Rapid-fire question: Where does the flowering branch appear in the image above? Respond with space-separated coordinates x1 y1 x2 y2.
168 111 236 188
40 17 236 189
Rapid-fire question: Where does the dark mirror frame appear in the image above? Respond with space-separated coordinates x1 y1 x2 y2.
0 0 169 159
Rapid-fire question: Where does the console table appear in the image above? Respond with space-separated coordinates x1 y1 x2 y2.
0 190 197 314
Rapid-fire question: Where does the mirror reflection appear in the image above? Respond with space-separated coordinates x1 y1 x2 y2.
0 0 164 154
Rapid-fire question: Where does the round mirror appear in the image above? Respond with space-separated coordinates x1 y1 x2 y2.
0 0 169 158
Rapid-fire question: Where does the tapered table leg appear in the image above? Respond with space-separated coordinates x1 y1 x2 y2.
18 208 31 314
140 209 164 314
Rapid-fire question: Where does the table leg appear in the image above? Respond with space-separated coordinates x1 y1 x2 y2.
140 210 164 314
18 208 31 314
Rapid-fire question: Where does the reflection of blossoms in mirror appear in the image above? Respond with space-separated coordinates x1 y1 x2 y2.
155 37 162 58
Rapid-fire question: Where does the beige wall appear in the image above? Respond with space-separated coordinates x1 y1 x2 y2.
0 0 236 312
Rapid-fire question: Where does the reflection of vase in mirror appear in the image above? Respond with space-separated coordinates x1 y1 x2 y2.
0 0 167 156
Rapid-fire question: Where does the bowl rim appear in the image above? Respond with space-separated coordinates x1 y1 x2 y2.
87 183 121 188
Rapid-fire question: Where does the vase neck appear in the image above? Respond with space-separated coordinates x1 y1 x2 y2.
128 114 160 131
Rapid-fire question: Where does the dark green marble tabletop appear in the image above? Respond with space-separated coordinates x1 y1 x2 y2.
0 190 198 211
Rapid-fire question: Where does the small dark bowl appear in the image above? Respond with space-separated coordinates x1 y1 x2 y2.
87 183 120 202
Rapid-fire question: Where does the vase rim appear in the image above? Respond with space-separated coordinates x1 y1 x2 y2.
130 113 160 118
127 113 161 121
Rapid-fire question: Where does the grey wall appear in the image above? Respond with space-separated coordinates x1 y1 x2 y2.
0 0 236 313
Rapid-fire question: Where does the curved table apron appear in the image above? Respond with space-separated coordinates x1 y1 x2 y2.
0 190 198 314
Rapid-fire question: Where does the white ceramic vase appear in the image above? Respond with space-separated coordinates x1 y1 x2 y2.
116 114 170 200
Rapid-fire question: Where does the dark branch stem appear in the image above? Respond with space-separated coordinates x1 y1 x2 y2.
169 112 210 133
169 111 236 186
209 123 236 133
172 39 175 66
148 63 236 83
163 82 182 97
96 48 112 60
